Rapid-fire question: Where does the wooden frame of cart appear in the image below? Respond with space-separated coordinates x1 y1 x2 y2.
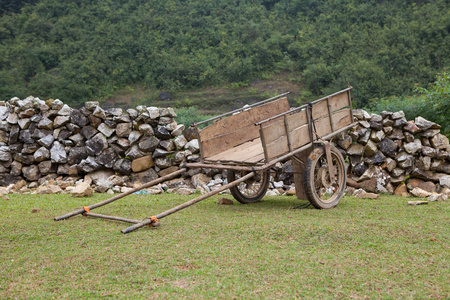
55 87 357 233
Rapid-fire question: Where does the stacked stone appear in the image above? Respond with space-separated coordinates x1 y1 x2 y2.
0 96 198 188
335 109 450 196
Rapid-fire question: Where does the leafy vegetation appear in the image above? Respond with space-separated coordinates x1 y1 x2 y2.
0 0 449 108
368 71 450 136
1 193 449 298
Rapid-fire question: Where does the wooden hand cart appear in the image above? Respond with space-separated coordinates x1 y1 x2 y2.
55 87 357 233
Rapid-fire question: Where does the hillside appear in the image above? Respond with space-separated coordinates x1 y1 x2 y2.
0 0 449 108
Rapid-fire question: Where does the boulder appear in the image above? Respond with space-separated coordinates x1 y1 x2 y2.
72 182 94 197
131 155 155 172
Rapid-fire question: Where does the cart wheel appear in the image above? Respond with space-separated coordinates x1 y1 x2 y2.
227 170 270 204
304 145 346 209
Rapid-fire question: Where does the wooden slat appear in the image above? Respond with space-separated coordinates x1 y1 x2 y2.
265 135 289 160
205 138 264 163
199 97 290 158
332 108 352 130
289 124 311 149
199 97 290 141
311 99 329 120
286 109 308 130
329 91 350 113
261 119 287 145
314 115 333 138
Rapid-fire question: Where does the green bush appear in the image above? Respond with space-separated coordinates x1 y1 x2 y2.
175 106 216 129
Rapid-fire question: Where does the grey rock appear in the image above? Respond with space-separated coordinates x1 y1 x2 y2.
171 124 185 137
34 147 50 163
53 116 70 128
68 147 89 165
393 117 408 128
68 133 85 146
388 129 405 140
138 124 154 136
174 135 188 150
0 106 9 120
127 108 138 119
70 109 88 127
131 168 158 184
153 148 170 158
364 140 378 157
37 134 55 148
7 112 18 124
57 163 70 175
404 132 415 143
113 158 132 175
85 101 99 111
353 109 370 120
10 161 23 176
392 111 405 119
358 130 371 145
139 136 160 152
50 141 67 163
160 139 175 151
57 104 72 116
22 143 39 154
86 132 108 155
128 130 143 145
37 117 53 130
97 148 118 168
431 134 449 150
370 130 385 143
378 138 398 157
421 129 440 138
391 168 405 177
9 125 19 144
93 106 106 119
185 139 200 153
98 123 115 137
22 165 41 181
365 151 386 165
347 143 364 156
415 116 440 130
50 99 64 110
18 108 35 118
155 126 172 139
0 146 12 161
155 156 172 168
18 118 31 129
13 153 34 164
116 138 130 149
19 129 34 143
125 144 145 159
404 139 422 155
78 156 102 173
116 123 132 138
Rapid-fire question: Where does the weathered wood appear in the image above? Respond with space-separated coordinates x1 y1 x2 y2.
289 124 311 150
328 91 350 112
311 99 329 120
199 97 289 141
204 138 264 164
265 135 290 160
200 97 290 158
54 168 187 221
332 108 352 131
314 115 333 138
121 172 256 233
286 109 308 131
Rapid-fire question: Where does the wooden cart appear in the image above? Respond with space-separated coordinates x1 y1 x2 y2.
55 87 357 233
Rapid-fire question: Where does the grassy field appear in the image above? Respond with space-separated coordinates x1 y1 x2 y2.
1 193 449 299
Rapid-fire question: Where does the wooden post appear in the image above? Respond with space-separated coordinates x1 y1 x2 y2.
54 168 187 221
121 172 256 234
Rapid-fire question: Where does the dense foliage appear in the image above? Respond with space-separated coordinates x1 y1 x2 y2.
0 0 449 107
368 71 450 136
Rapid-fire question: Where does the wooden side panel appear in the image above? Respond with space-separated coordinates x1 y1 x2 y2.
286 109 307 130
200 97 290 158
199 97 290 141
311 99 329 120
261 119 286 145
290 124 311 149
329 91 350 112
332 108 352 130
292 149 312 200
265 136 289 160
314 116 333 138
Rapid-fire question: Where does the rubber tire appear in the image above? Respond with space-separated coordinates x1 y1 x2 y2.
304 145 346 209
227 170 270 204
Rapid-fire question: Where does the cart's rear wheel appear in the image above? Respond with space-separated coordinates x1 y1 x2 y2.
227 170 270 204
304 145 346 209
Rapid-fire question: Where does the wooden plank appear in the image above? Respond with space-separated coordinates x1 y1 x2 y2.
199 97 290 141
244 152 265 164
332 108 352 131
261 119 287 145
265 135 289 160
205 138 262 162
314 115 333 138
329 91 350 113
286 109 308 131
202 125 258 158
289 124 311 149
311 99 329 120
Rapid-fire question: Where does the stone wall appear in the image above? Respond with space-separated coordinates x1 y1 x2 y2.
335 109 450 197
0 96 199 190
1 96 449 198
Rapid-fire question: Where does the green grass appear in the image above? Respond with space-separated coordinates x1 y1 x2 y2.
1 193 449 299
